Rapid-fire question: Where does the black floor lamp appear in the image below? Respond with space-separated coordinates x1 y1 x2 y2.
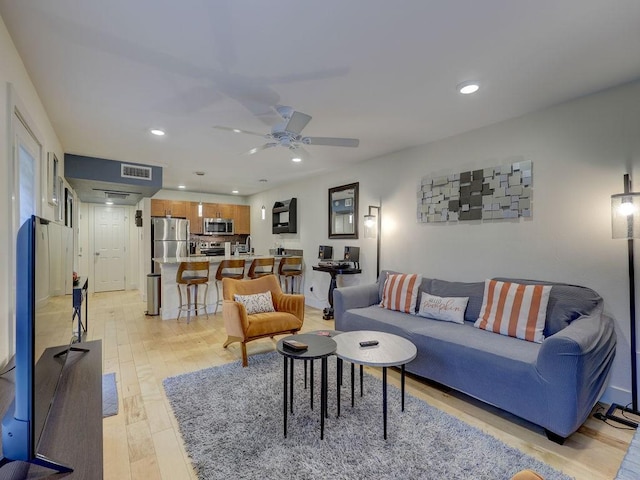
364 205 381 279
607 174 640 427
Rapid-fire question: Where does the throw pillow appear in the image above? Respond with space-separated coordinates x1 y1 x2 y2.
234 291 275 315
474 279 551 343
380 273 422 314
417 293 469 324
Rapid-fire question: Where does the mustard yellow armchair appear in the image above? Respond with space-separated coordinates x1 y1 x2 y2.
222 274 304 367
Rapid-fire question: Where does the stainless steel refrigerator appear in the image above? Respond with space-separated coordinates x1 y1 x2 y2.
152 217 189 273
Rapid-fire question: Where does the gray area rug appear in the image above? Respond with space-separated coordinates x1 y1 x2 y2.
163 352 572 480
616 425 640 479
102 372 118 417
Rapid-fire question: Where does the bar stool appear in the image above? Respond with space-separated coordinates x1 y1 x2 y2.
278 257 303 294
247 257 275 279
176 261 210 323
214 259 245 314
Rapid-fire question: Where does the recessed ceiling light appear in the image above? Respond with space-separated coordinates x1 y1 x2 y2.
105 200 114 205
233 129 242 133
232 190 239 194
457 82 480 95
150 128 165 136
178 185 186 189
292 157 302 163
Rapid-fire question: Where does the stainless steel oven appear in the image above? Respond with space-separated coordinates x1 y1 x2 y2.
203 218 234 235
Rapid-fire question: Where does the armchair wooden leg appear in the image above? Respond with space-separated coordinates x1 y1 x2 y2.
241 343 248 367
223 336 242 348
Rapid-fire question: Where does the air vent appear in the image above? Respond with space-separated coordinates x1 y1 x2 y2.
105 191 129 199
121 164 152 180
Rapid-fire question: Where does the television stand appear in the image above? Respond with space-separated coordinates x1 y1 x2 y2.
0 340 103 479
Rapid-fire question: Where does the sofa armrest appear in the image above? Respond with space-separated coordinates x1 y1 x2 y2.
223 300 249 340
334 283 380 325
536 304 616 435
275 293 305 322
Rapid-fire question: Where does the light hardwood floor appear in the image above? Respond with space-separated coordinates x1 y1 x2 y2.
81 290 634 480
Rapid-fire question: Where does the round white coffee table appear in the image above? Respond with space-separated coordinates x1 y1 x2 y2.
333 330 417 439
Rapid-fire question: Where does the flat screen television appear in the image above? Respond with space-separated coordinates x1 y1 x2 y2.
1 215 82 473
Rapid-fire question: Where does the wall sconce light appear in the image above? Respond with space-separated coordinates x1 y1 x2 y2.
364 205 381 278
261 205 266 220
607 173 640 427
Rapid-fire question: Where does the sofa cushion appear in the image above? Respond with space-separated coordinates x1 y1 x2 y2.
475 279 550 343
380 273 422 314
417 293 468 324
378 270 433 306
494 277 602 336
427 279 486 322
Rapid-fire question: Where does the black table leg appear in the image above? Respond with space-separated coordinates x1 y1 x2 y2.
351 363 355 407
321 357 327 439
289 357 294 413
310 359 314 410
304 359 307 389
401 363 406 411
283 355 288 438
324 358 329 419
360 364 363 397
383 366 388 440
337 358 342 417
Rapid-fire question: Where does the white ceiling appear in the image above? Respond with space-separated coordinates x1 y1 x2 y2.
1 0 639 196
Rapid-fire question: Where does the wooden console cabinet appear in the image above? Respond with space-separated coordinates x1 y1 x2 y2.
0 341 103 479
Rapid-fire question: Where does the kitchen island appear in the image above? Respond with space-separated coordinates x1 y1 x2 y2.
153 255 302 320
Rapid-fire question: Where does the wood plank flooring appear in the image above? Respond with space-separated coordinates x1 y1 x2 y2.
79 290 633 480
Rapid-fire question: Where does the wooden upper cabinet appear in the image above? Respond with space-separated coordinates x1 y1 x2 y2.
150 199 167 217
188 202 203 234
202 203 218 218
234 205 250 234
218 203 235 219
202 203 234 219
151 199 188 217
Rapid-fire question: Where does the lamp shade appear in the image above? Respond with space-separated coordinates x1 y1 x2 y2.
364 214 377 238
612 192 640 239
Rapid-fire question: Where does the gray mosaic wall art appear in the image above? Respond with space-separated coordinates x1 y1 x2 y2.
417 159 532 223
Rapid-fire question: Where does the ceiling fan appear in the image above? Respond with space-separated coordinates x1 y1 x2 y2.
214 105 359 156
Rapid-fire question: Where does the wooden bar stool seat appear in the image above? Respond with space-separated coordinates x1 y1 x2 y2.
214 259 245 314
247 257 275 279
176 261 210 323
278 257 303 294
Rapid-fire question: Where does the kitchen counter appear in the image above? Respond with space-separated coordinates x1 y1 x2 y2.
152 255 303 320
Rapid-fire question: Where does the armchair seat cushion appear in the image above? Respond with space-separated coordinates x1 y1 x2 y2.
245 312 303 338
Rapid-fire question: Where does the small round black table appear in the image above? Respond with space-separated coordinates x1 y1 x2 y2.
276 334 336 439
312 264 362 319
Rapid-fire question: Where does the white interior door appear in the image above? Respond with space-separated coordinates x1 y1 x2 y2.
94 206 126 292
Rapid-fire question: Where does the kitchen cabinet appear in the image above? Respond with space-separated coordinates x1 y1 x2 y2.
204 203 234 219
234 205 250 234
188 202 203 234
151 199 188 218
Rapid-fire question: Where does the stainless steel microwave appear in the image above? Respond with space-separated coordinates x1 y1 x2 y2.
203 218 234 235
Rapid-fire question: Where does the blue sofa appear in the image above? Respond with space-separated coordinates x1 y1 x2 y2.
333 272 617 443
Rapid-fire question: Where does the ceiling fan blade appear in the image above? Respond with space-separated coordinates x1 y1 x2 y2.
284 111 312 135
302 137 359 147
213 125 265 137
244 143 278 155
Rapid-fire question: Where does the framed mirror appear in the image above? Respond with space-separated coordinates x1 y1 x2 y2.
328 182 359 239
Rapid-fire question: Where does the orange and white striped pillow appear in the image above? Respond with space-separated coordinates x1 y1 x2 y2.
474 279 551 343
380 273 422 314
